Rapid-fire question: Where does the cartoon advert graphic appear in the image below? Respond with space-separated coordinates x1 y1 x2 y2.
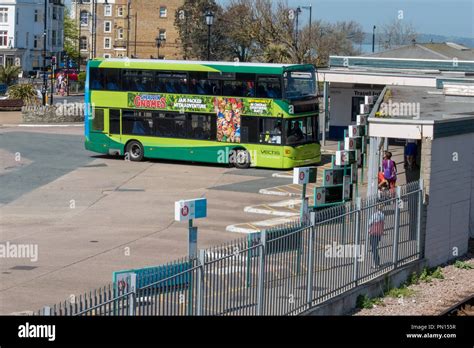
215 98 242 143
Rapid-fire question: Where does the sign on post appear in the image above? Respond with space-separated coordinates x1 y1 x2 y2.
365 96 374 105
356 114 368 126
344 137 362 151
360 103 370 114
324 168 345 186
348 125 366 138
315 186 345 207
335 150 356 166
175 198 207 222
293 167 317 185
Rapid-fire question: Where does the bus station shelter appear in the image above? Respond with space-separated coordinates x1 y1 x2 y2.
366 84 474 267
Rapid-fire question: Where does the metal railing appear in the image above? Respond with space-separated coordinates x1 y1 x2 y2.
38 180 424 316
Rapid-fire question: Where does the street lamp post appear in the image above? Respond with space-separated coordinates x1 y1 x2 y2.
42 0 48 106
301 5 312 62
372 25 376 53
155 36 165 59
205 10 214 61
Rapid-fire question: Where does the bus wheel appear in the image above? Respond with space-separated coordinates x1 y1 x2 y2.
126 141 144 162
234 150 251 169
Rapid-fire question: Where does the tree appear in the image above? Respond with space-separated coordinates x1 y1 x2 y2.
381 19 418 49
0 65 22 86
64 8 80 64
174 0 230 61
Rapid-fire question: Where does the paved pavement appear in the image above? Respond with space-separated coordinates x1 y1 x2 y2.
0 125 293 314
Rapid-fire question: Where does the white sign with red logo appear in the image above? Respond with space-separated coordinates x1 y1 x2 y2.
344 137 356 151
357 114 367 126
360 103 370 114
315 187 326 205
293 167 316 185
175 198 207 222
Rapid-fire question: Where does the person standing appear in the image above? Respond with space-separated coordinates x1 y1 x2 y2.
382 151 397 191
405 139 418 170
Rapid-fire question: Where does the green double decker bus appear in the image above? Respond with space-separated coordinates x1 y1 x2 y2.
85 59 321 169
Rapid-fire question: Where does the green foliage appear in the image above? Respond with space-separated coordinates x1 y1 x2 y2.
174 0 364 64
386 286 415 298
175 0 228 61
356 294 383 309
78 72 86 89
454 260 474 270
409 267 444 284
0 65 22 86
7 84 38 105
64 8 80 63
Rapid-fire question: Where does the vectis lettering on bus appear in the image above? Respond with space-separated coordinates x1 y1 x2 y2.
130 93 167 109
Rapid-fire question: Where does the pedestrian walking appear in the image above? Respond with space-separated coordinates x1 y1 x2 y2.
368 203 385 268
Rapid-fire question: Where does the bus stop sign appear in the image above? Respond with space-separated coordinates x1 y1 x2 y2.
293 167 317 185
175 198 207 222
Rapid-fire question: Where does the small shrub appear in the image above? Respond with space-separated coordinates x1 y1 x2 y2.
387 286 415 298
454 260 473 270
356 294 383 309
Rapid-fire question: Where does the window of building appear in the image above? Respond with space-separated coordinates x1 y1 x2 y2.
158 29 166 41
104 5 112 17
159 7 167 18
34 9 38 22
117 6 124 17
117 27 124 40
52 30 57 46
188 114 216 141
34 35 39 49
109 109 120 134
0 31 8 47
92 109 104 132
0 8 8 23
80 10 89 26
104 21 112 33
52 6 57 20
104 37 111 49
80 36 87 50
26 32 29 48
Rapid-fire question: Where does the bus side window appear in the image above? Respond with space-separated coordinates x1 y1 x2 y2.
92 108 104 131
109 109 120 135
90 68 104 90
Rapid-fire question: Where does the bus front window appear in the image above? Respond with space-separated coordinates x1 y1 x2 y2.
286 117 317 146
284 70 317 100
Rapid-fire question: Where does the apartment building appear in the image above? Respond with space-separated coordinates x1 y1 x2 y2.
0 0 65 73
71 0 183 68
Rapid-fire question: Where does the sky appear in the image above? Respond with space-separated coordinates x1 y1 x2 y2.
66 0 474 38
218 0 474 38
